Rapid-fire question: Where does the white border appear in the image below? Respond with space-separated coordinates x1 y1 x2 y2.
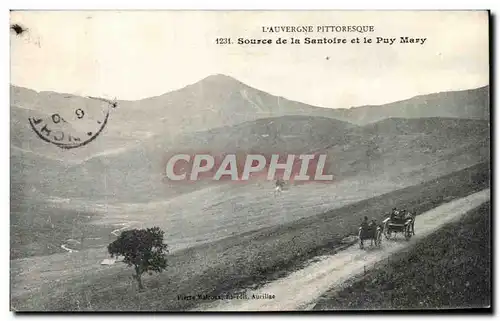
4 0 500 10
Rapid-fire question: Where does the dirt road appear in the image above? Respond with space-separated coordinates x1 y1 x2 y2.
194 188 490 311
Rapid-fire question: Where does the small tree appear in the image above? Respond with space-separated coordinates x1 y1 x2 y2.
107 226 168 290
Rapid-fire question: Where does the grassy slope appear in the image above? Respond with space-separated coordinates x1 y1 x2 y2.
313 201 491 310
11 162 490 311
10 202 113 259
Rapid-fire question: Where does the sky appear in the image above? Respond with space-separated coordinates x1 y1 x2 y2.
10 11 489 108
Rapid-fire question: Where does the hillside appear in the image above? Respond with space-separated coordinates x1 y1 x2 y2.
306 117 490 181
10 163 490 311
10 87 136 161
10 75 347 161
173 115 356 154
10 146 73 202
338 86 489 125
34 116 355 201
313 201 491 310
10 114 490 204
10 74 490 203
10 76 489 162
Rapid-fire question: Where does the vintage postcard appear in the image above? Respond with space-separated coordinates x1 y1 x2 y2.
10 10 490 312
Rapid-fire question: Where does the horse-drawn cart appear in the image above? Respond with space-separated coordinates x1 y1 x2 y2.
382 210 415 240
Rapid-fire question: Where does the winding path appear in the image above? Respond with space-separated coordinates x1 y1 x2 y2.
194 189 490 311
111 222 136 236
60 243 79 253
60 222 136 253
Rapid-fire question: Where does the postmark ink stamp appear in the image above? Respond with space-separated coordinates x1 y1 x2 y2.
28 96 117 149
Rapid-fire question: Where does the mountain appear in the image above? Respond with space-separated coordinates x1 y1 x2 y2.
10 75 490 202
10 75 489 162
336 86 489 125
115 76 489 129
114 74 350 131
10 75 351 161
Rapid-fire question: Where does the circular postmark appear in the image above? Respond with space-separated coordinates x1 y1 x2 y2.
28 96 117 149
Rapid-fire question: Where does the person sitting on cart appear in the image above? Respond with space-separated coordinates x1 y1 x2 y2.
360 216 369 230
390 208 398 221
392 208 406 224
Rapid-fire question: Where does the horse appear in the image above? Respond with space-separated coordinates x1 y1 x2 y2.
404 211 416 235
359 223 383 249
274 185 283 197
274 179 286 197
